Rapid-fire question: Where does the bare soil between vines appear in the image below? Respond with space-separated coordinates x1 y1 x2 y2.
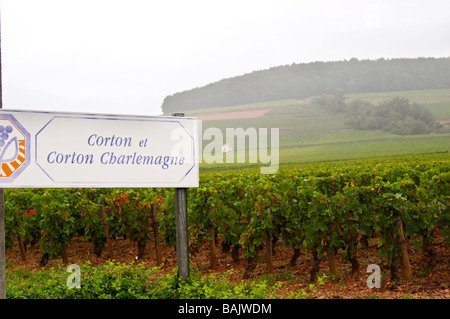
6 236 449 299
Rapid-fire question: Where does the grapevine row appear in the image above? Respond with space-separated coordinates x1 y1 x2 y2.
4 155 449 281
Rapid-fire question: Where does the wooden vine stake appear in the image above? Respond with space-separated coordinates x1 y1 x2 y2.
16 233 27 262
265 207 273 273
172 113 190 283
100 205 114 260
395 218 412 279
328 248 337 276
327 223 337 277
151 203 162 266
61 248 69 265
208 206 217 269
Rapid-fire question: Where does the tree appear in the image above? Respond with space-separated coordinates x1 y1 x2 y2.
342 96 438 135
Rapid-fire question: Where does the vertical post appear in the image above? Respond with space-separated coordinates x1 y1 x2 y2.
396 218 412 279
175 187 189 282
328 223 337 277
0 14 6 299
100 205 113 260
208 206 217 269
16 234 26 262
61 247 69 265
265 207 273 273
151 203 162 266
172 113 189 283
0 188 4 299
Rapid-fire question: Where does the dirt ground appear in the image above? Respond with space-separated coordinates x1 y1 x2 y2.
5 235 449 299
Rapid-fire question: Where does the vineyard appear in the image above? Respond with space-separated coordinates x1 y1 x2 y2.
4 153 449 297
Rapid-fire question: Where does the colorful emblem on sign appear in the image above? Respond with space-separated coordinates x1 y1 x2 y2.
0 114 31 181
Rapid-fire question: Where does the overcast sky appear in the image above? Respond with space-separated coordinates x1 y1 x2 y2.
1 0 449 116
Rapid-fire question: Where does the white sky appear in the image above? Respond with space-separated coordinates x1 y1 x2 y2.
1 0 449 116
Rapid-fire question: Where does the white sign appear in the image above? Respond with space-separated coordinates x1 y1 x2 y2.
0 109 199 188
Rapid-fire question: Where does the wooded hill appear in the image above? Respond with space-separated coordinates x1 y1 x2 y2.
161 57 450 114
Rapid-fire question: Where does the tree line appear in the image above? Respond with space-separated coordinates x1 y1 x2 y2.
161 57 450 114
312 92 442 135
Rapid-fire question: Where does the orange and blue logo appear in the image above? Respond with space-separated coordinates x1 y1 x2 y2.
0 114 30 182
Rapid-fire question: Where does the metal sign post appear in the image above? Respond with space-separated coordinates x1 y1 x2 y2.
173 113 190 283
0 14 6 299
0 189 4 299
175 186 189 283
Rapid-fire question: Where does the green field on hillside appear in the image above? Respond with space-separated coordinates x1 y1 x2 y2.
196 89 449 172
345 89 450 119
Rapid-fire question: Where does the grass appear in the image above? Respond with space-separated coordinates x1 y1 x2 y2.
5 261 287 299
278 134 449 164
196 88 450 172
200 141 449 173
427 102 450 119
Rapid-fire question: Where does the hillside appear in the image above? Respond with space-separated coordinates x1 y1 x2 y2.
162 57 450 114
191 89 450 171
